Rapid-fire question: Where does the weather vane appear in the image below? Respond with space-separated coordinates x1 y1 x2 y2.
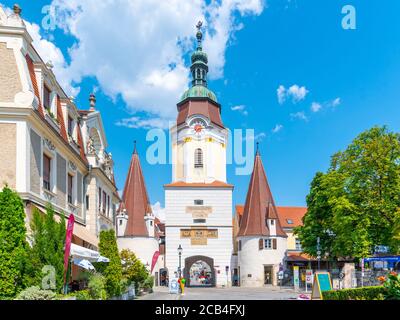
196 20 203 31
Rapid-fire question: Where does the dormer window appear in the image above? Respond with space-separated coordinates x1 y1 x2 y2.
194 148 203 168
68 116 74 137
43 84 51 111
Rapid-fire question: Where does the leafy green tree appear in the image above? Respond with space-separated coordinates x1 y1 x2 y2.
0 186 28 299
296 126 400 259
120 249 149 291
25 205 66 292
98 229 122 297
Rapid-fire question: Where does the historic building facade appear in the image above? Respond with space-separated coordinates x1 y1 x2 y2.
164 23 233 287
0 5 118 250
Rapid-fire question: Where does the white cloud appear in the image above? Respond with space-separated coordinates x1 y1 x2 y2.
311 102 322 112
151 202 165 223
330 97 341 107
231 104 248 115
23 20 80 97
272 124 283 133
246 131 266 141
290 111 308 121
277 84 308 104
115 116 171 130
31 0 265 122
310 97 341 113
277 85 286 104
288 85 308 103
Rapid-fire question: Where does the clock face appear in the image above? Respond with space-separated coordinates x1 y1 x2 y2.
190 118 207 136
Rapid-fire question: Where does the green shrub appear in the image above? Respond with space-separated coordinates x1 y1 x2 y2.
75 290 92 300
0 186 28 299
383 272 400 300
88 273 107 300
322 286 386 300
143 275 154 291
15 286 56 300
98 230 122 297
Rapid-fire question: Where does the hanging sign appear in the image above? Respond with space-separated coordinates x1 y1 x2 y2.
311 272 332 300
63 214 75 290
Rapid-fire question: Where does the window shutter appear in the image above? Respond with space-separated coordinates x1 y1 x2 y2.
238 240 241 251
273 238 277 250
259 238 263 250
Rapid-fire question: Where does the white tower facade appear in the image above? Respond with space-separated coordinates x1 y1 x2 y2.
164 23 233 287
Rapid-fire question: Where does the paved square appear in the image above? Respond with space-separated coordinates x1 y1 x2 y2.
139 286 306 300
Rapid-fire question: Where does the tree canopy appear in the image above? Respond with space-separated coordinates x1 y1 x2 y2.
98 229 123 297
25 205 66 292
295 126 400 260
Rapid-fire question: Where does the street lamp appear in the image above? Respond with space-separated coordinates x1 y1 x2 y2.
178 244 183 278
317 237 321 270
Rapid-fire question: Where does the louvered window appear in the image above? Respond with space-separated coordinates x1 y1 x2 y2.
43 154 51 191
194 148 203 168
68 174 73 204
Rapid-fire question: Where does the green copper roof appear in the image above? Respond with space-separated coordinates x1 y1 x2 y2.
180 85 217 103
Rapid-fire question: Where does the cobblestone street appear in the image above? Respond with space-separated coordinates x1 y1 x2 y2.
139 286 308 300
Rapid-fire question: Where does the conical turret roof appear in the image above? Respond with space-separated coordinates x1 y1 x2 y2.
237 151 286 237
120 145 152 237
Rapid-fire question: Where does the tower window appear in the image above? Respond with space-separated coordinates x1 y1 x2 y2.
194 148 203 168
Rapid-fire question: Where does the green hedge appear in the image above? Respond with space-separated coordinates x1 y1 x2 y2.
322 286 386 300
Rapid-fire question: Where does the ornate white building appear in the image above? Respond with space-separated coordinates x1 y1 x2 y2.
164 23 233 287
0 5 119 253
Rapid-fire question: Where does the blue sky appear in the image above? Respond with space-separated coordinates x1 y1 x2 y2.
3 0 400 212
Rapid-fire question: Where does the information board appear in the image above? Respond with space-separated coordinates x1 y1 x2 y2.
311 272 332 300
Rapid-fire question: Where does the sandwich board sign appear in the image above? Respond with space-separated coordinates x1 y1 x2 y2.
169 276 179 294
311 272 332 300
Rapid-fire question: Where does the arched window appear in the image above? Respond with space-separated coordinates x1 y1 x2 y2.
194 148 203 168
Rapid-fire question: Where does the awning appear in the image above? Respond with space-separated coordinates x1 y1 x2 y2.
72 222 99 248
73 258 95 271
364 256 400 263
70 243 109 263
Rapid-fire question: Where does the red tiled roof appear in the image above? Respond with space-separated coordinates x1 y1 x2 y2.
286 252 315 262
121 150 152 237
56 95 68 142
76 121 88 163
277 207 307 228
237 153 286 237
236 205 307 229
164 180 233 188
176 100 224 128
26 54 44 117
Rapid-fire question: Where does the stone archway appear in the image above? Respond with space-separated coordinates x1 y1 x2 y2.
184 255 216 287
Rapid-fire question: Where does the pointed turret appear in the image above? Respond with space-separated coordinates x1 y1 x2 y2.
120 143 153 237
237 150 286 237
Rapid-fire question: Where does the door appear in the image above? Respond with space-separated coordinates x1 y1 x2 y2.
264 266 273 285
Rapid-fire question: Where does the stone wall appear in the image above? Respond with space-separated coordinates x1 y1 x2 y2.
30 129 41 194
56 153 66 208
0 42 22 102
0 123 16 189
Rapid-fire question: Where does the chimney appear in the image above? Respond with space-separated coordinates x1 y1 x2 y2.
89 93 96 111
